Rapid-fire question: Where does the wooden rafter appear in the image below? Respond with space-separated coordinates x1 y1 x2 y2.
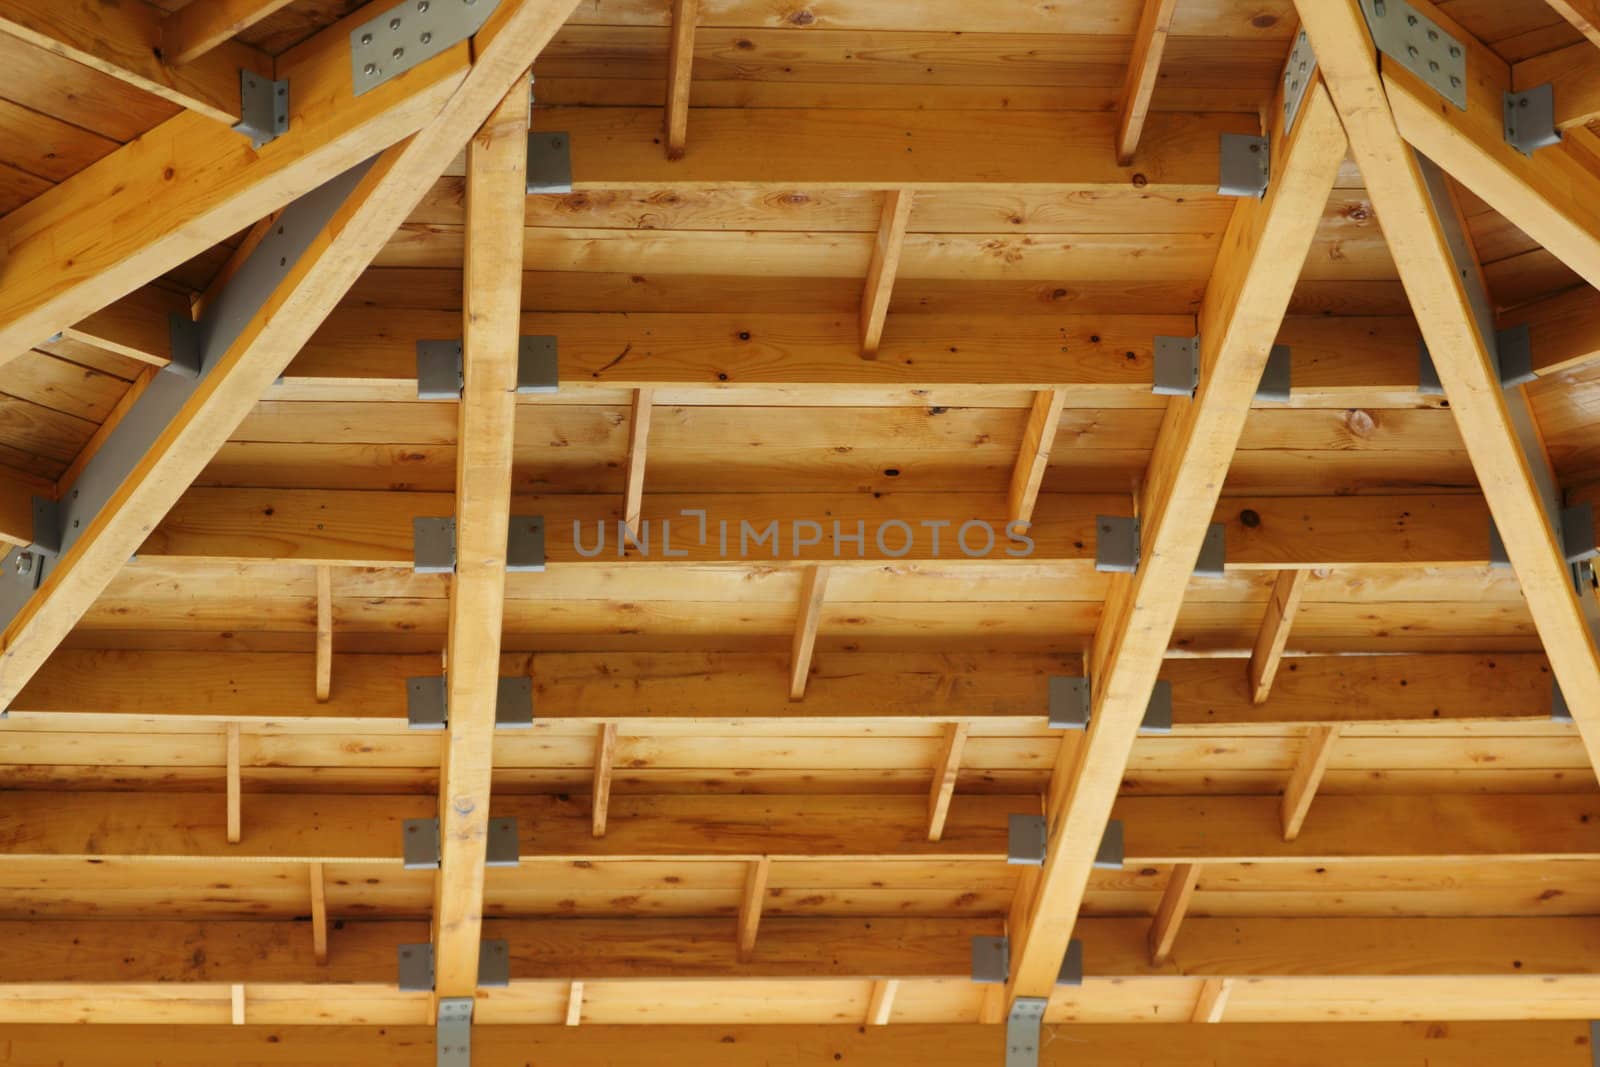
160 0 299 66
1248 569 1309 704
860 189 914 356
0 0 583 367
663 0 698 159
1115 0 1181 165
788 564 829 700
1008 388 1066 525
1548 0 1600 48
1147 861 1200 966
1294 0 1600 779
1003 73 1349 999
1281 724 1341 841
432 71 531 1001
624 388 652 537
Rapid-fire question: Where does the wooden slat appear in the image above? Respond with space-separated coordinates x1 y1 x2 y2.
926 721 969 842
591 722 617 837
663 0 698 158
161 0 298 66
866 978 898 1025
0 0 270 123
1294 0 1600 779
789 564 829 700
1148 861 1200 965
1192 977 1233 1023
432 73 532 1002
859 190 914 356
1008 389 1066 525
1281 724 1341 841
315 565 332 703
1005 75 1350 998
736 855 770 962
624 388 651 537
308 861 328 965
1116 0 1182 164
565 980 583 1025
1248 569 1309 704
225 722 241 844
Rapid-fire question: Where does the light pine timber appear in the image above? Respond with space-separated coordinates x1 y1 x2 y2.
432 72 532 1002
1281 725 1342 840
663 0 698 157
789 564 829 700
161 0 299 65
1248 569 1309 704
1148 861 1201 965
591 722 618 837
623 388 652 537
1004 76 1350 999
1294 0 1600 779
926 721 969 841
1008 388 1067 524
315 565 332 702
860 189 914 356
736 855 771 961
1115 0 1182 164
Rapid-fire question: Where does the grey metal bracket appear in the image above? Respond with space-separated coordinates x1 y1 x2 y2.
437 996 473 1067
1141 679 1173 735
527 132 573 194
233 71 289 149
1256 344 1291 403
487 816 520 867
1417 339 1444 396
167 313 203 378
1058 938 1084 987
350 0 502 96
1007 813 1048 866
413 516 457 573
1564 502 1598 564
419 337 560 397
0 160 377 647
1360 0 1467 111
407 675 449 730
403 817 441 870
416 339 464 399
1489 519 1510 569
1095 515 1140 574
1153 335 1199 397
1282 29 1318 136
1590 1020 1600 1067
478 938 511 987
1504 84 1562 157
517 336 560 393
1218 133 1269 198
1497 323 1536 387
1554 680 1572 724
1094 820 1125 870
507 515 547 572
1005 996 1048 1067
1194 522 1226 579
29 496 60 557
971 935 1009 984
1047 675 1090 730
397 942 434 991
496 675 534 728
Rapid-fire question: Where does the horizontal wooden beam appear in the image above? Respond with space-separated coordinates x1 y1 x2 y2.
526 107 1260 193
10 649 1558 728
61 285 190 368
4 791 1591 864
139 487 1517 570
0 1022 1589 1061
286 308 1432 407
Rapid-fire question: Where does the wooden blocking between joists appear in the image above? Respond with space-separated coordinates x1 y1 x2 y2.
789 564 830 700
624 388 653 538
309 861 328 965
664 0 698 158
1148 862 1201 965
566 980 584 1026
1248 569 1309 704
592 723 618 838
867 978 899 1025
225 723 241 844
315 565 332 702
1008 388 1066 525
861 190 914 356
737 856 771 962
926 721 969 841
1192 977 1233 1022
1282 724 1342 841
230 983 246 1025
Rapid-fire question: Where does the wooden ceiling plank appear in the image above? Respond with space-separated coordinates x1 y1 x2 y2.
859 189 913 357
0 0 582 369
0 0 584 711
432 70 531 1002
1008 388 1067 526
0 0 271 124
161 0 298 67
1248 569 1309 704
314 565 332 703
1004 74 1349 1000
1115 0 1182 165
663 0 698 159
1294 0 1600 778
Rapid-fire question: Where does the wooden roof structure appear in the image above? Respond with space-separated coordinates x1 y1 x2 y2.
3 0 1600 1063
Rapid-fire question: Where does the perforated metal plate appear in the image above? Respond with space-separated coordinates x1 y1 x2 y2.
437 996 473 1067
1281 29 1317 135
1360 0 1467 110
1006 997 1047 1067
234 71 288 149
350 0 502 96
1504 84 1562 157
